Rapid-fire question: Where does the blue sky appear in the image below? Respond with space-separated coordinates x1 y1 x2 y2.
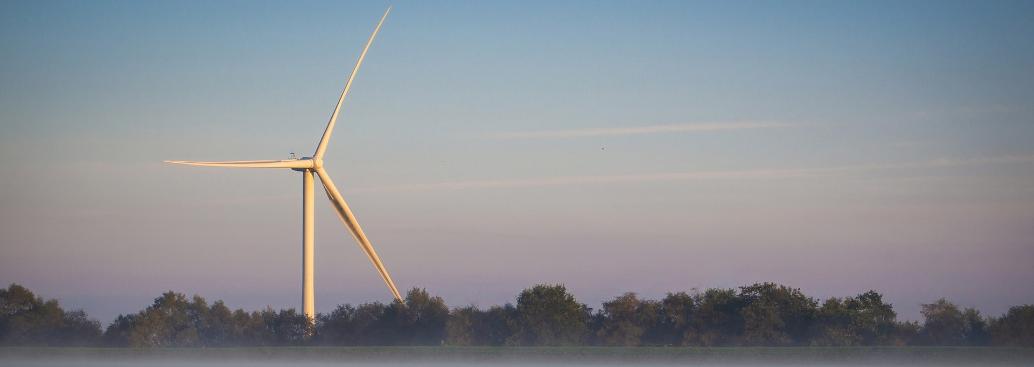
1 0 1033 323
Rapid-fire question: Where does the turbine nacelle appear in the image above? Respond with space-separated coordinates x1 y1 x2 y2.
292 157 322 172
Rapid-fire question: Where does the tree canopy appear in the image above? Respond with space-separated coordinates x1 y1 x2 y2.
1 283 1031 347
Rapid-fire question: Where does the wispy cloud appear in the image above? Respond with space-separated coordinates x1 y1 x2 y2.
484 121 793 139
352 154 1034 193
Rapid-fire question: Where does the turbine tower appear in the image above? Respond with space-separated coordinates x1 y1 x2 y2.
165 7 400 321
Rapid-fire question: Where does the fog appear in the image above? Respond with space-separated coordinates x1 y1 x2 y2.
5 361 1033 367
3 348 1033 367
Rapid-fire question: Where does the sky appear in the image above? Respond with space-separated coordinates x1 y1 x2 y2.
1 0 1033 324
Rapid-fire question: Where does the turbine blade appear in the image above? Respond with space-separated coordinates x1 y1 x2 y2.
316 168 402 301
313 6 391 159
164 159 312 169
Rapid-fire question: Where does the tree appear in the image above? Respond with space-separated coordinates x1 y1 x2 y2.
847 291 899 345
233 309 270 345
918 299 990 346
125 291 200 347
104 291 290 347
444 304 518 346
262 308 310 345
813 297 859 346
54 309 102 346
0 284 101 346
989 305 1034 347
480 304 517 346
0 284 38 318
738 283 817 346
594 292 661 346
349 302 389 345
685 288 744 346
103 314 136 347
812 291 900 346
918 298 975 346
201 300 236 346
12 282 1034 347
318 304 364 345
652 292 695 346
318 288 447 346
961 307 989 346
446 306 479 346
379 288 449 345
510 284 588 346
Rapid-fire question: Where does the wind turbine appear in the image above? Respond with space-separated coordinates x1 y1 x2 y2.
165 7 400 321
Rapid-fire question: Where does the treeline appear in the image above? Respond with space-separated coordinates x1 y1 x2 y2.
2 283 1032 347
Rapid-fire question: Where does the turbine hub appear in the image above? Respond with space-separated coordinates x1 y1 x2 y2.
291 157 321 171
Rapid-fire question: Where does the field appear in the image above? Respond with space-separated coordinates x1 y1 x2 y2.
2 346 1033 366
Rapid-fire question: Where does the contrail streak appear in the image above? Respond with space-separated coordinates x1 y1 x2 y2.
485 121 793 139
353 154 1034 193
